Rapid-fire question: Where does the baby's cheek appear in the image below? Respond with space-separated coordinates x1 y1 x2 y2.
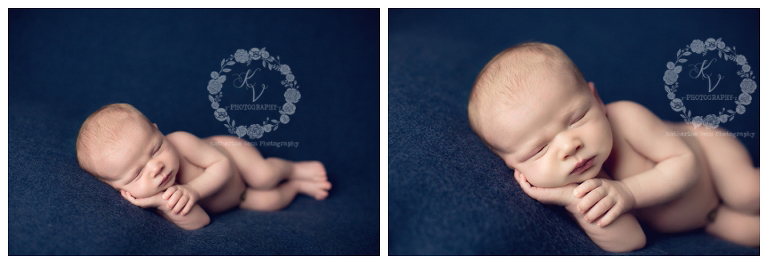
530 159 561 188
525 165 549 187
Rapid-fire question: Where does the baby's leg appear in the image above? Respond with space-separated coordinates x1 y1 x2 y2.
215 136 327 190
691 126 759 214
705 205 759 247
239 180 331 211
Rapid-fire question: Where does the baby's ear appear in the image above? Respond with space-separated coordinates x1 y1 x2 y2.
587 82 607 113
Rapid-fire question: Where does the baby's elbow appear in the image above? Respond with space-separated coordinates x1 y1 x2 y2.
679 152 701 189
619 235 646 253
601 233 646 253
179 215 210 230
216 157 235 181
628 233 646 252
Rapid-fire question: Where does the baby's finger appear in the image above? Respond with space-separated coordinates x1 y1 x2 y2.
573 178 602 198
514 172 534 195
181 199 194 216
163 186 177 200
166 191 182 209
597 202 624 228
173 196 189 214
121 190 142 205
584 196 616 223
577 186 608 214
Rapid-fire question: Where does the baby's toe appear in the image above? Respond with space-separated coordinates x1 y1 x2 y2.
315 190 329 200
320 181 332 191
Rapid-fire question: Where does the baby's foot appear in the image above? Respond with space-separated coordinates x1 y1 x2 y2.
295 179 332 200
291 161 327 182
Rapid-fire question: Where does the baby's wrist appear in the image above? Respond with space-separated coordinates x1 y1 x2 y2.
179 184 201 199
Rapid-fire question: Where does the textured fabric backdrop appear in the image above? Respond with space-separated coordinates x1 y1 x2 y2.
9 9 379 255
389 8 759 255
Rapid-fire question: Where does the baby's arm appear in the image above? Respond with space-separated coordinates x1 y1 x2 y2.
515 171 645 252
164 132 234 214
606 101 699 208
564 201 646 252
157 202 210 230
121 190 210 230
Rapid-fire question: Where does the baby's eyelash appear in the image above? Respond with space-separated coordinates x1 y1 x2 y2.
572 111 588 124
530 144 547 158
153 141 162 155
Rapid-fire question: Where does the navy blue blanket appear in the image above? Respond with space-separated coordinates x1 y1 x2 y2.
9 9 379 255
388 8 758 255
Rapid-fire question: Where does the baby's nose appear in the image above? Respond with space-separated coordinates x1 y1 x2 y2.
561 139 583 160
152 163 165 177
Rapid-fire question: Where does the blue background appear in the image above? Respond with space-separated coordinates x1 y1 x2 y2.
389 8 758 255
9 9 379 255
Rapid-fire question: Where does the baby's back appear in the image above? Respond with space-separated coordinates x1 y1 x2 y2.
603 104 719 233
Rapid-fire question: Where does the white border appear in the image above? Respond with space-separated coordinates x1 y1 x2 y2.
3 1 767 262
380 7 389 257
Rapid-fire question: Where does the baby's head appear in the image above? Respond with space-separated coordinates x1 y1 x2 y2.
76 103 179 198
468 42 613 188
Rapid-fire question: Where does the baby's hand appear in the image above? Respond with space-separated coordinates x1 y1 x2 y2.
514 170 578 206
573 178 636 227
162 185 200 215
121 190 164 208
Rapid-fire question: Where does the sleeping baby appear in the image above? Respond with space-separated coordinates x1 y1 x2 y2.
467 42 759 252
76 103 331 230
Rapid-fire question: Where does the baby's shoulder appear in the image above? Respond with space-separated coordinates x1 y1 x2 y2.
166 131 200 143
604 101 661 129
605 100 652 118
165 131 205 153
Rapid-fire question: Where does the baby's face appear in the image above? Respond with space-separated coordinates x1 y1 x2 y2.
92 122 180 198
483 74 613 188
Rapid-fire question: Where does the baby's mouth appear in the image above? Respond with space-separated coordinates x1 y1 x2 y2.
570 156 595 175
160 171 172 186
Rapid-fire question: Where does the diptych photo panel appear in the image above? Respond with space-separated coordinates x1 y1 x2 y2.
4 4 765 259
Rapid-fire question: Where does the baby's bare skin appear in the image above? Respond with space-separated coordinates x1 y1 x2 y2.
469 43 758 251
82 106 331 230
604 113 759 244
504 84 759 250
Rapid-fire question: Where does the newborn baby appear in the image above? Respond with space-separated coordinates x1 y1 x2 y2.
76 103 331 230
467 42 759 252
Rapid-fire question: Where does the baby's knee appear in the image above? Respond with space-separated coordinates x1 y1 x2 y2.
705 207 760 247
707 223 759 247
735 172 760 213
